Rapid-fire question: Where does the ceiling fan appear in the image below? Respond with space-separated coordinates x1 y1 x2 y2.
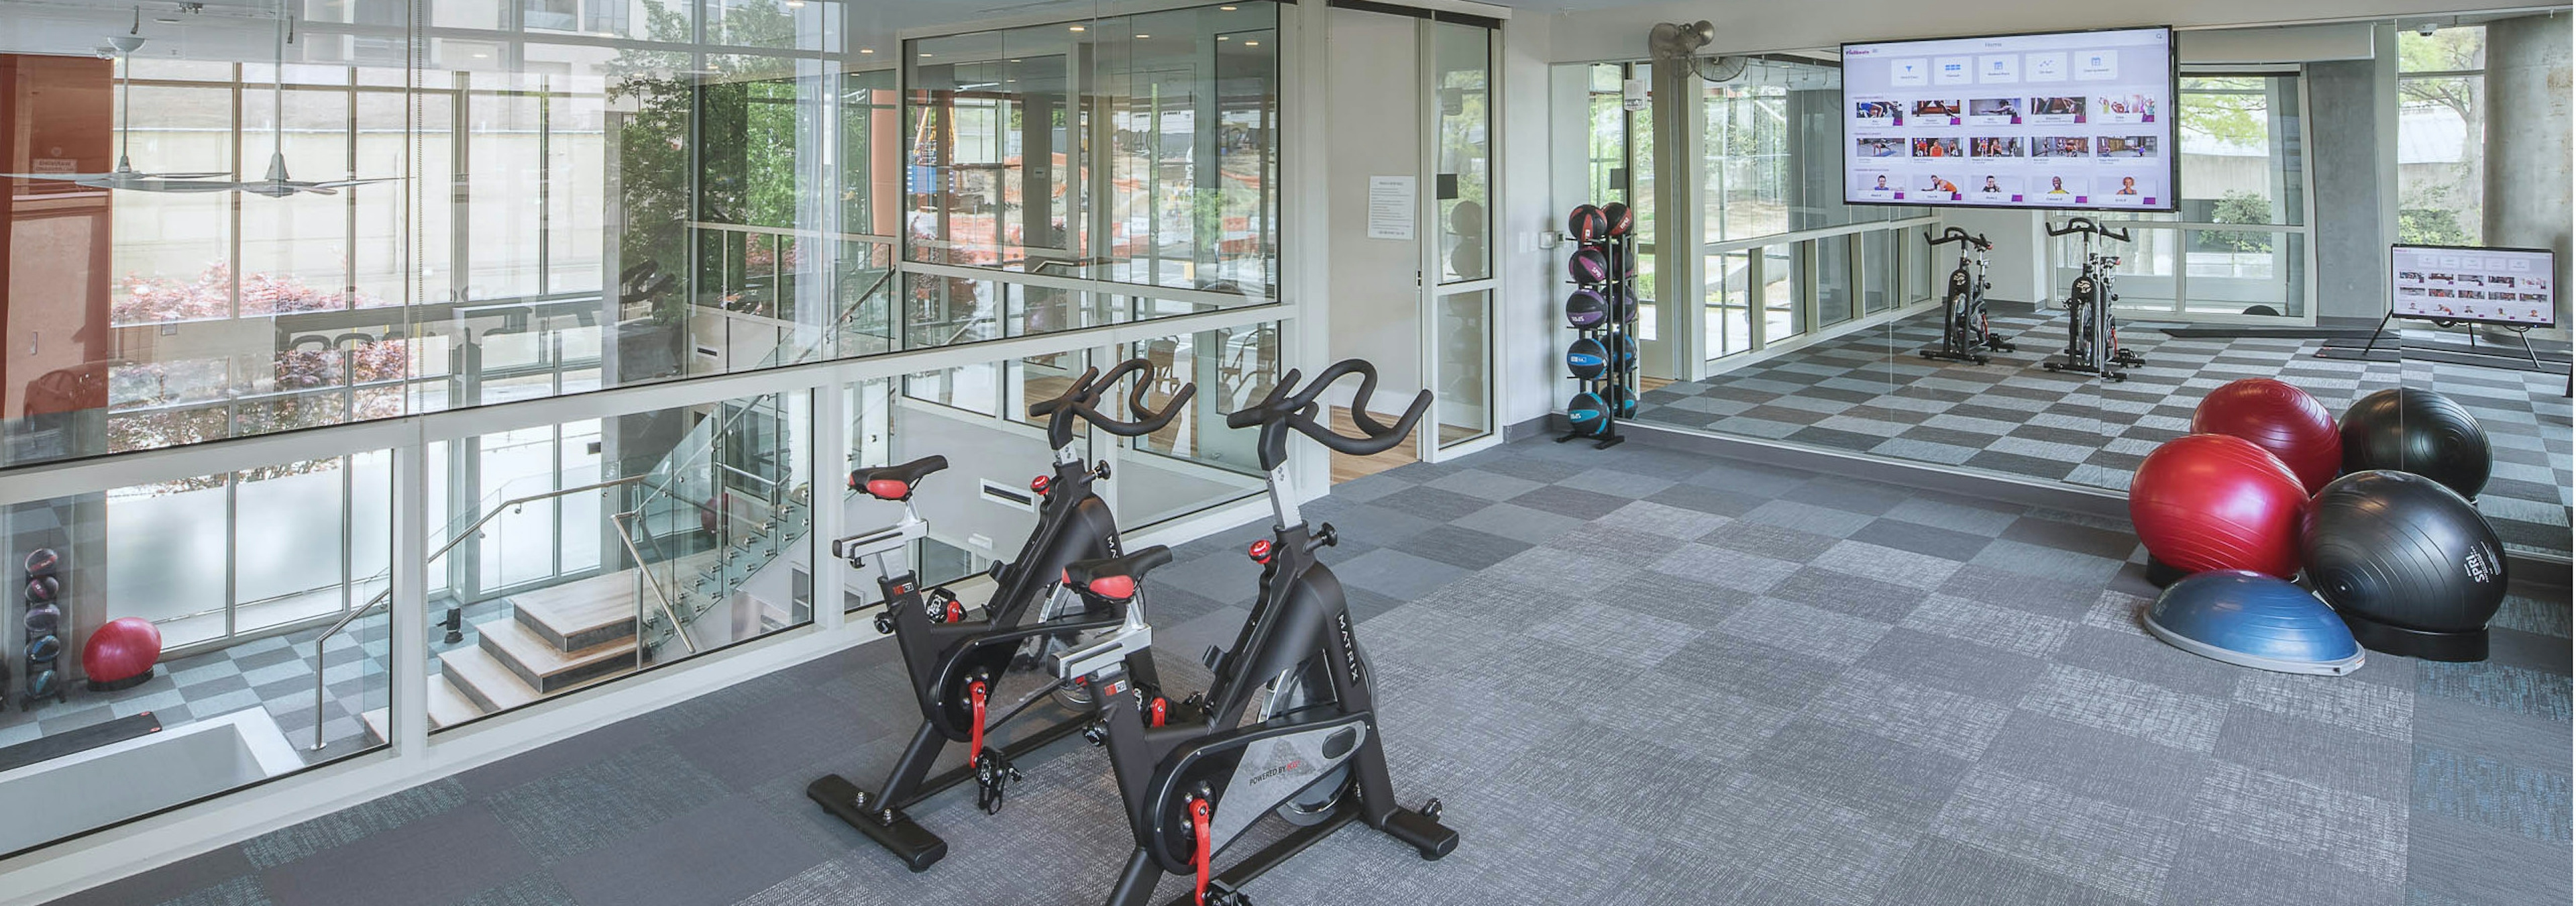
1648 20 1750 84
233 5 397 197
0 7 235 190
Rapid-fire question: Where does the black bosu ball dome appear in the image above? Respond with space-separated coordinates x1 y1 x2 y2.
2339 387 2491 500
2302 469 2507 662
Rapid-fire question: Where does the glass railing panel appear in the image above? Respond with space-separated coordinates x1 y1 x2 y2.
0 448 395 857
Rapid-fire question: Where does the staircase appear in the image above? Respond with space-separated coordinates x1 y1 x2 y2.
360 572 645 739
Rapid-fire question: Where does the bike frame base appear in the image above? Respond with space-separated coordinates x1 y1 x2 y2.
806 705 1095 872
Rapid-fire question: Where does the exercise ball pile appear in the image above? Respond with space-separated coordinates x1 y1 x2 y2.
2129 379 2507 666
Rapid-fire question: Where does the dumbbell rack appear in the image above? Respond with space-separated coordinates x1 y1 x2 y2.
21 548 65 709
1560 209 1638 450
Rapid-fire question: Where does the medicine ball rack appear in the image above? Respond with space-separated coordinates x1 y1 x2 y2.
1560 202 1638 450
21 547 66 709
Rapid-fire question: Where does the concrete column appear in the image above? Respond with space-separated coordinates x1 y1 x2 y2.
2481 13 2573 338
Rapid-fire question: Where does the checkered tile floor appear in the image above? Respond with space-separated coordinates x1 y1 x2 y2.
46 436 2570 906
0 618 392 766
0 598 527 770
1637 305 2574 557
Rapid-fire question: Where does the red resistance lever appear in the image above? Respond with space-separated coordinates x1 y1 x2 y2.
1189 796 1214 905
1246 539 1273 564
966 678 989 765
1150 696 1169 728
944 597 965 623
1030 474 1051 497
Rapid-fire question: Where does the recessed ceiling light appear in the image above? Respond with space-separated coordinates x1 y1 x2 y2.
784 0 804 5
1217 35 1228 40
471 52 490 58
1242 40 1258 46
859 48 874 54
1069 25 1085 32
1220 5 1238 8
919 52 932 58
1134 34 1150 38
1010 58 1022 62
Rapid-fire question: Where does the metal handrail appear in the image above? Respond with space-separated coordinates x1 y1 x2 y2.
307 475 644 750
609 509 700 658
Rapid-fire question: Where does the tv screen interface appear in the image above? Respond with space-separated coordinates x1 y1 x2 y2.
1844 27 2176 211
2391 244 2558 328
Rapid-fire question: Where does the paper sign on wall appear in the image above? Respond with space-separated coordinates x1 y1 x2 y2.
1367 176 1415 240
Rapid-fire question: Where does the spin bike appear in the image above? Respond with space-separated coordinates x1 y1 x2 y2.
2042 217 2145 382
1049 359 1459 906
808 358 1194 872
1919 226 2015 364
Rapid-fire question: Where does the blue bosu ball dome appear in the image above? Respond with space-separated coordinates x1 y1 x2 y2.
2145 570 2364 676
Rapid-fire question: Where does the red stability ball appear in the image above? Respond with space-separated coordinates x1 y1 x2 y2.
2190 379 2342 494
83 616 163 691
2129 434 2310 578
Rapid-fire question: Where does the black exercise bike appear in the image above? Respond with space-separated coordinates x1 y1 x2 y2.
2042 217 2145 382
1049 358 1459 906
1919 226 2015 364
808 358 1193 871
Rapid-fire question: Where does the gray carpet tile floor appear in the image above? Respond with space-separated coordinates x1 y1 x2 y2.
42 436 2573 906
1635 305 2573 558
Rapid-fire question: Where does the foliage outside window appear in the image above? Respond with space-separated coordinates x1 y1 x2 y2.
2397 26 2485 246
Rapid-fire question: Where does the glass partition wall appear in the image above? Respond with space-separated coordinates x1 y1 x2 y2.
0 0 1295 859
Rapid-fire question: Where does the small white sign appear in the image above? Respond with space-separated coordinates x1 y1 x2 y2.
1367 176 1415 241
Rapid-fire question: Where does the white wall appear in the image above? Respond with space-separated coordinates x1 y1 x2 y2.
1937 208 2049 307
1497 15 1562 431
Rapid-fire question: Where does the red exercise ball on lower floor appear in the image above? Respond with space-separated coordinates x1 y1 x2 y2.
2190 378 2342 494
83 616 163 687
2129 434 2310 578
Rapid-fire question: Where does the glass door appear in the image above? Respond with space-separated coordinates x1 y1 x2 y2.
1422 19 1497 454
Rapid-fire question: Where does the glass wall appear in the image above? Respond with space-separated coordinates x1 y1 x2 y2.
417 389 812 734
1 453 393 858
904 5 1280 299
2052 72 2310 317
0 1 1282 472
1691 56 1935 368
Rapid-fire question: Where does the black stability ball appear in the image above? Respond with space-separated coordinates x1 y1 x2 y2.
2338 387 2491 499
2302 470 2506 660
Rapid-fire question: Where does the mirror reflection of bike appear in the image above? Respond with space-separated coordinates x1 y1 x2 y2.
2042 217 2145 382
1919 228 2016 364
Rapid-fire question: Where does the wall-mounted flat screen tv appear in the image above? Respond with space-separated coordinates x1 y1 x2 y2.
1843 26 2178 211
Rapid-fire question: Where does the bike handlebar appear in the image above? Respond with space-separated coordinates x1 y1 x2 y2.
1226 359 1432 471
1923 227 1992 252
1028 358 1197 450
2047 217 2132 244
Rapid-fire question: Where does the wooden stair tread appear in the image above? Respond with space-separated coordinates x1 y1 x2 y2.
427 674 483 727
356 676 482 740
439 646 542 712
509 571 648 641
480 617 637 681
